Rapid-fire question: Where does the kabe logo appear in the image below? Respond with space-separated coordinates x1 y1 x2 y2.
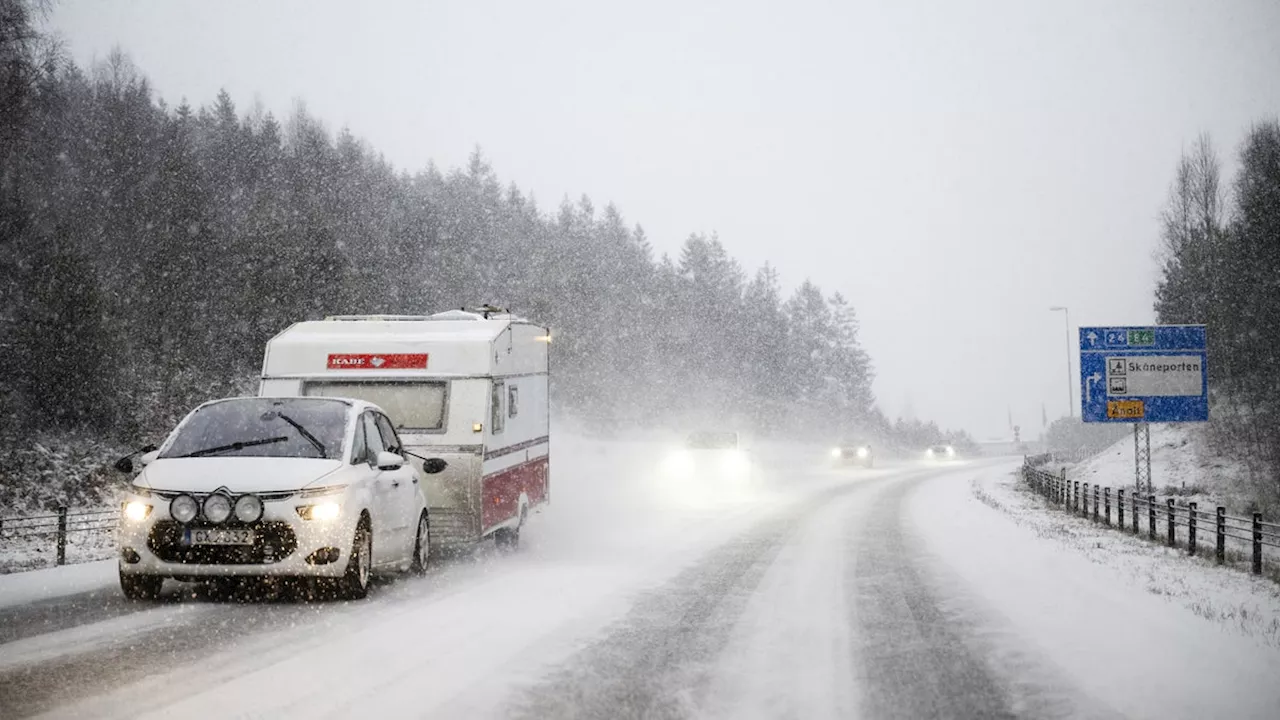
326 353 428 370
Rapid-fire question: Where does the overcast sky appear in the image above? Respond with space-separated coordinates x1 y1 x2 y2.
47 0 1280 440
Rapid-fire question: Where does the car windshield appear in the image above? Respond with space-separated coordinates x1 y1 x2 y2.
160 398 348 460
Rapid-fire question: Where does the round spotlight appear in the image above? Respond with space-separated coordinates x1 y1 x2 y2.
233 494 264 523
170 494 198 524
203 493 232 524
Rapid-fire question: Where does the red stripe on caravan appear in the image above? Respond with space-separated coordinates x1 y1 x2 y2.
326 353 428 370
482 456 550 532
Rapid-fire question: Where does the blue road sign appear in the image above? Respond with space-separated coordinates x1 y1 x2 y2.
1079 325 1208 423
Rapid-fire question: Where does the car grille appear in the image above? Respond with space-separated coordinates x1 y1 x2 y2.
152 490 297 502
147 521 298 564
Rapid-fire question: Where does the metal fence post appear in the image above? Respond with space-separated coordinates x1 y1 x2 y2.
56 506 68 566
1188 502 1197 556
1104 488 1112 526
1060 469 1068 508
1117 489 1124 529
1216 507 1225 565
1093 485 1100 522
1167 499 1176 547
1132 491 1139 534
1083 483 1089 516
1149 496 1157 540
1254 513 1264 575
1074 482 1080 512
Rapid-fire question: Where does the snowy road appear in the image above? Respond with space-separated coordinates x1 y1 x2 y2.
2 441 1279 719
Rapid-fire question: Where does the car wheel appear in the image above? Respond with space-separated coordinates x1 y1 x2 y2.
340 518 372 600
120 569 163 601
411 512 429 575
494 524 519 552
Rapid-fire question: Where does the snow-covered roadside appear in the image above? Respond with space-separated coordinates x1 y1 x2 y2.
0 559 116 610
911 462 1280 720
970 466 1280 648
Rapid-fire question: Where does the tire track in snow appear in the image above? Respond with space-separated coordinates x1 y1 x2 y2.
505 474 896 720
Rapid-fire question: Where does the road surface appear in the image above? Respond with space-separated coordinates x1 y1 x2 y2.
1 443 1277 719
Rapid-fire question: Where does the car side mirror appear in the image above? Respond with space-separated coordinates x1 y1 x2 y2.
114 444 160 473
422 458 448 474
139 450 160 466
376 451 405 471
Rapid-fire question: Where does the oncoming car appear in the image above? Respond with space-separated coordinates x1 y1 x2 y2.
925 444 958 461
116 396 429 601
661 431 753 481
829 443 874 468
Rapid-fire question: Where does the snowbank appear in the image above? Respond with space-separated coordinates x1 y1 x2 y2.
1068 424 1251 503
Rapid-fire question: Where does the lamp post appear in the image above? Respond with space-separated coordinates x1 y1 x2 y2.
1049 306 1072 417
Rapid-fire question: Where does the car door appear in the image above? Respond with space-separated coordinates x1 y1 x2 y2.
360 412 400 564
375 411 420 556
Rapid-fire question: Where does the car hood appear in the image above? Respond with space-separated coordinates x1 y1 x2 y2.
135 457 344 494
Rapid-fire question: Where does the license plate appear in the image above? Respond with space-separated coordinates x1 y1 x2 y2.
184 528 255 546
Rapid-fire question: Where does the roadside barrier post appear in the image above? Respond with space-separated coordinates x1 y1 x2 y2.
1254 513 1264 575
1117 489 1124 529
1148 496 1157 540
1167 499 1176 547
1132 492 1139 534
1188 502 1197 556
1093 485 1100 522
1104 488 1112 527
56 506 67 566
1215 507 1225 565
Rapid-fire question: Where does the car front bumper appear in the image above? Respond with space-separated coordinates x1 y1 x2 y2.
117 499 359 579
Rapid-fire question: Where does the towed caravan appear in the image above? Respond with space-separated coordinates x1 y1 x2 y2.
259 309 551 552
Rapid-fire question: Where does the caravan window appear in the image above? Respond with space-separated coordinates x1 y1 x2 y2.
491 380 505 434
304 381 448 432
508 386 519 418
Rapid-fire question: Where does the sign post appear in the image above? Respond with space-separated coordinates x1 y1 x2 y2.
1079 325 1208 493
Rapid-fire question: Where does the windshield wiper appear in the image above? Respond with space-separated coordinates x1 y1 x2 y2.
272 412 328 459
176 436 289 458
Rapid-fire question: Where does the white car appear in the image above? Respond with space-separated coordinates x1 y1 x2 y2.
116 396 430 601
661 431 753 481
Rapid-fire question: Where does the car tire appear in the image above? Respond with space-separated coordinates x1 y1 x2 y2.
411 512 429 575
339 517 372 600
120 570 163 601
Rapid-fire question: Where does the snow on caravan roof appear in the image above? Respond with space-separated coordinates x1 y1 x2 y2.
262 311 548 378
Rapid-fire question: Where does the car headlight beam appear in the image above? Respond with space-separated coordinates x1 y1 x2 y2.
830 448 842 458
123 500 152 522
234 494 264 523
203 493 232 524
170 494 198 524
856 447 869 459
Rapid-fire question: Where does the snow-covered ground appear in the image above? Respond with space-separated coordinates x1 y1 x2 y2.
1068 423 1252 503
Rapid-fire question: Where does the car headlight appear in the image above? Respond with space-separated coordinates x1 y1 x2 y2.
856 447 869 459
299 484 348 499
946 446 956 456
297 502 341 521
234 494 264 523
720 451 749 473
170 494 198 523
830 448 842 458
926 448 935 457
203 494 232 524
123 500 152 522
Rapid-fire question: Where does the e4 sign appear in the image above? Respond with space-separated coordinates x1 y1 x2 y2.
1079 325 1208 423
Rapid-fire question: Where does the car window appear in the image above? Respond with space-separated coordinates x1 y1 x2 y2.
350 415 368 465
375 413 400 453
361 413 384 463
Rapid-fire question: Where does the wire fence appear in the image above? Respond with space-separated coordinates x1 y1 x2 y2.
1021 460 1280 578
0 506 118 567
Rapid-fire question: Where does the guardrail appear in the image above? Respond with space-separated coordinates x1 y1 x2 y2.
1021 461 1280 576
0 506 118 567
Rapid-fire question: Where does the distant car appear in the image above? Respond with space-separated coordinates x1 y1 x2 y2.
829 443 874 468
661 431 753 481
115 396 429 602
925 444 957 461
